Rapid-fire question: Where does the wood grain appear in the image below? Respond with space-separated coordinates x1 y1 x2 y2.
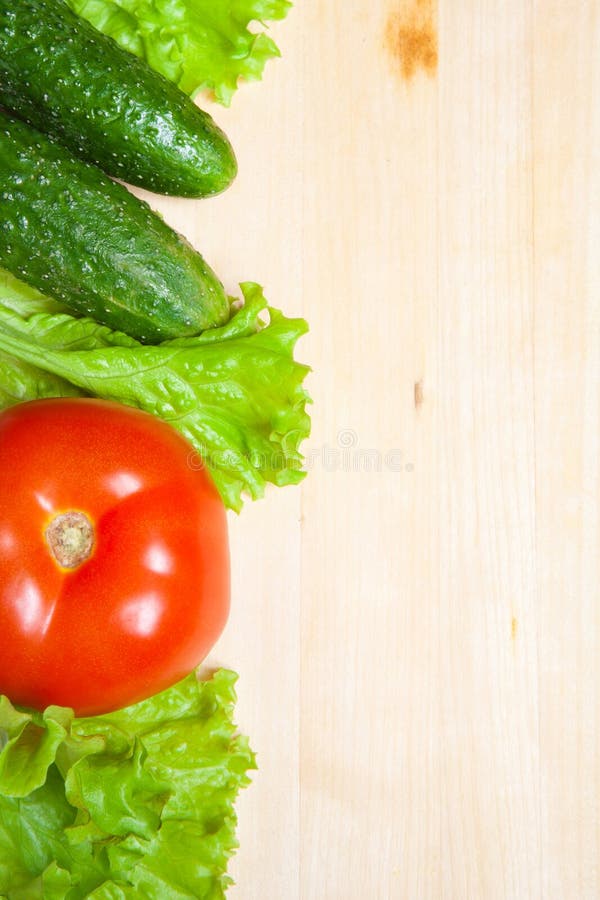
149 1 600 896
534 3 600 897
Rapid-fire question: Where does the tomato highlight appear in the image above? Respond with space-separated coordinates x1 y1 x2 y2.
0 398 230 715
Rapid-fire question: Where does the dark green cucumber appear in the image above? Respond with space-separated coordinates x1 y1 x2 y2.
0 114 230 343
0 0 237 198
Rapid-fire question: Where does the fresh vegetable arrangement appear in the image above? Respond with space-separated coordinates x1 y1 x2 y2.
0 0 304 895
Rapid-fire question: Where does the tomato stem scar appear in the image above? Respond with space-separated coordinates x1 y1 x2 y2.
45 511 95 569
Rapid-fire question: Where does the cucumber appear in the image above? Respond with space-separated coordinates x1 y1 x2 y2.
0 0 237 198
0 114 230 343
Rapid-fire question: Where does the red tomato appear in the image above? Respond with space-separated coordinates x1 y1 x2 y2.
0 398 229 716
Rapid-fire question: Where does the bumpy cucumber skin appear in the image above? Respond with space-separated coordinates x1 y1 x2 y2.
0 0 237 198
0 115 230 343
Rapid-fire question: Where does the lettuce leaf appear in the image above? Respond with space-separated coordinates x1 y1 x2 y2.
66 0 292 105
0 273 311 513
0 352 83 409
0 670 256 899
0 277 84 408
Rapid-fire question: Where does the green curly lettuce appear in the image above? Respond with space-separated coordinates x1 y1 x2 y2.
66 0 293 105
0 273 311 512
0 669 256 898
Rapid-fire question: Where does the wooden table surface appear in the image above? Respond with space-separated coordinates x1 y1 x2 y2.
148 2 600 897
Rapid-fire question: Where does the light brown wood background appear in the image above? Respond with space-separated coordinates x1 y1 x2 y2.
148 1 600 897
